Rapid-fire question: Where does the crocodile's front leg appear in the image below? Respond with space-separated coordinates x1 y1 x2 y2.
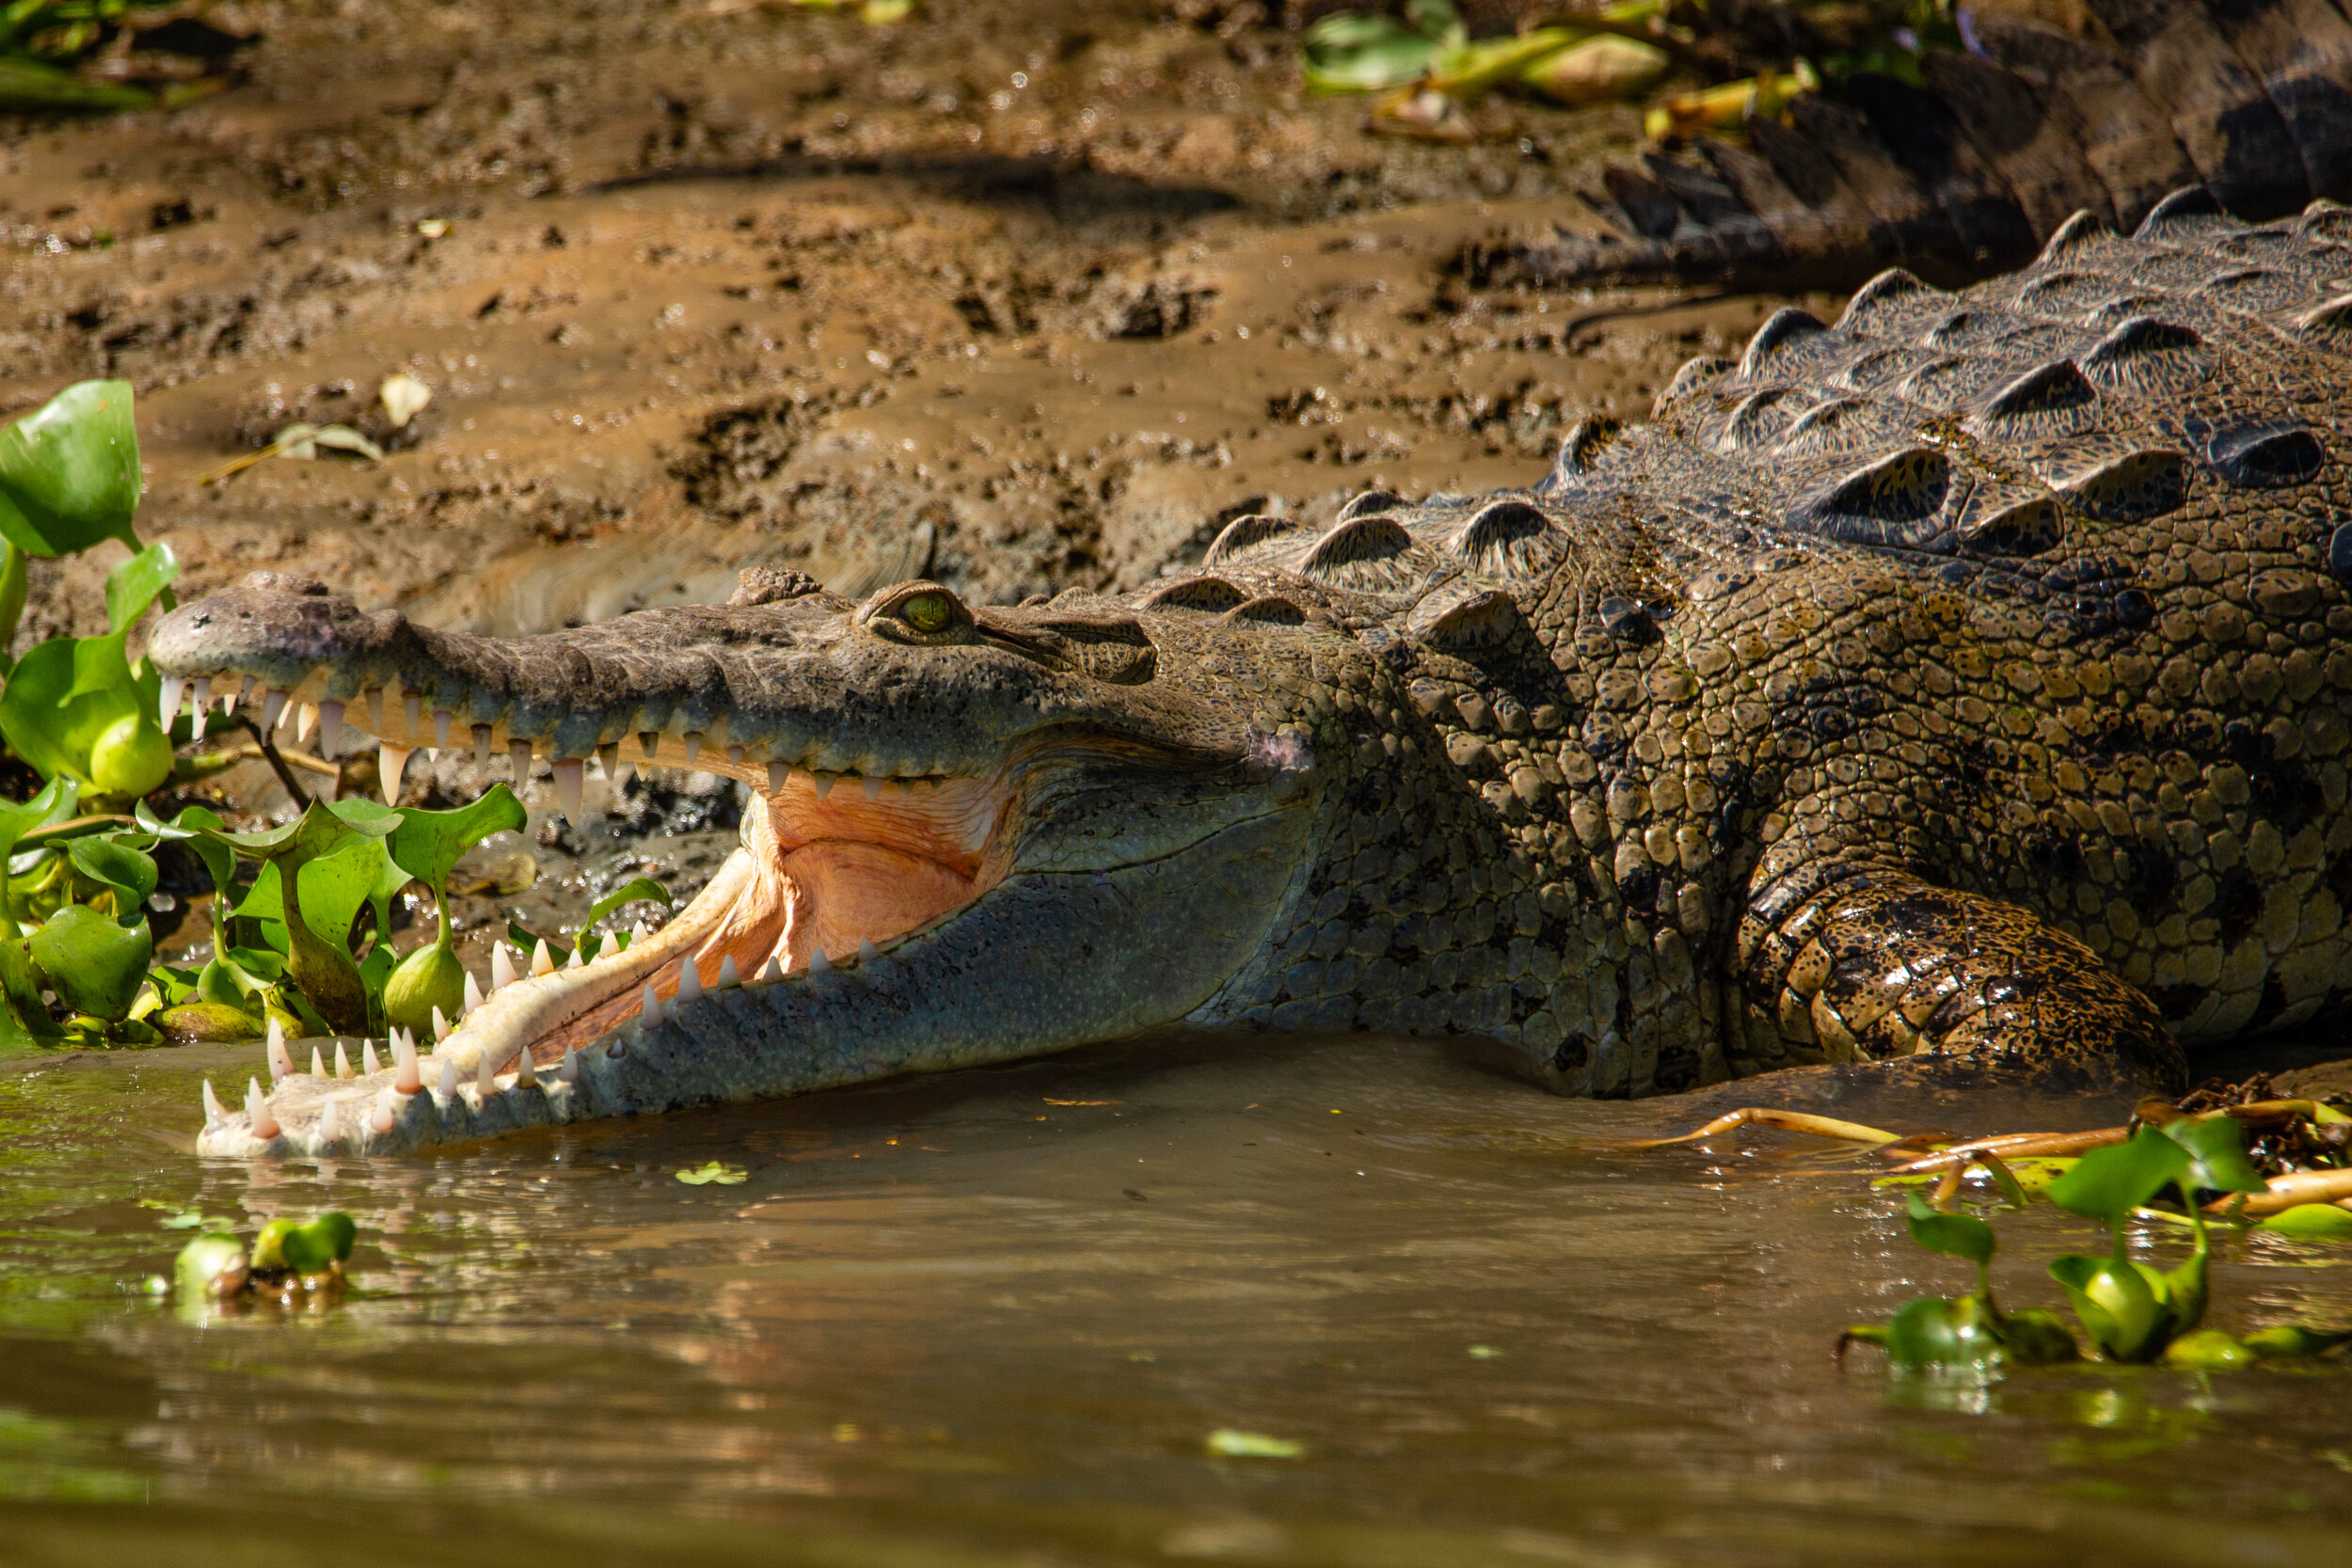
1732 861 2187 1092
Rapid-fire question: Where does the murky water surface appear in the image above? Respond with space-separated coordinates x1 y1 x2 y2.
0 1035 2343 1565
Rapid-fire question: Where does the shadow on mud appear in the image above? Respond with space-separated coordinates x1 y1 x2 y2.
588 149 1245 223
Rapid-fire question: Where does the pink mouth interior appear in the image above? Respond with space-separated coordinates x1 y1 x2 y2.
532 769 1012 1059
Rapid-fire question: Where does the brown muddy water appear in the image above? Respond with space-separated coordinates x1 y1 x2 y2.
5 1 2352 1561
3 1026 2351 1566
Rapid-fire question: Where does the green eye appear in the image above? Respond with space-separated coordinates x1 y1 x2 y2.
900 592 953 634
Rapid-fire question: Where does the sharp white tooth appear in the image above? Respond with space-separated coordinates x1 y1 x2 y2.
296 702 318 745
565 943 584 970
246 1079 280 1140
511 738 533 781
462 971 485 1016
266 1017 292 1082
492 942 518 990
259 688 285 732
363 1038 382 1075
813 772 836 799
767 761 789 794
437 1057 457 1098
677 959 703 1002
640 983 662 1023
317 1094 341 1148
366 687 384 733
807 947 830 974
372 1086 396 1134
201 1079 225 1127
434 708 453 748
335 1041 352 1078
684 733 704 766
224 675 249 716
597 741 619 779
474 724 493 767
629 921 651 948
516 1049 536 1088
552 757 584 821
190 677 212 740
477 1051 495 1097
726 744 744 766
560 1045 580 1084
158 674 184 733
757 956 782 984
316 700 342 752
432 1005 453 1042
863 774 882 800
393 1031 421 1093
639 731 660 759
531 939 555 977
379 744 412 805
857 939 879 963
716 955 740 989
310 1046 326 1077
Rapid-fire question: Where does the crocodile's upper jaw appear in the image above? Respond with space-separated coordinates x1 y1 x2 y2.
150 574 1324 1156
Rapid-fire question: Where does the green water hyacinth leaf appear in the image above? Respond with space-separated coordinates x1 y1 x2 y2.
278 1212 356 1275
2046 1128 2192 1226
172 1232 247 1302
0 776 76 908
0 380 141 558
2047 1254 2171 1363
585 875 673 931
26 903 150 1022
389 784 526 904
0 634 148 786
65 834 155 925
383 939 466 1035
1906 1194 1994 1269
2162 1328 2253 1371
102 540 179 635
0 935 59 1040
2159 1115 2270 1197
675 1162 748 1186
2257 1204 2352 1240
2243 1324 2352 1358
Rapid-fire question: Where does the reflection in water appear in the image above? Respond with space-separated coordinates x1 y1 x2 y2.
0 1033 2344 1564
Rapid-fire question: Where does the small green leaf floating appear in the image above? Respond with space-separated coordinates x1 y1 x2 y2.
250 1212 357 1275
1205 1430 1305 1459
2259 1204 2352 1240
675 1162 748 1186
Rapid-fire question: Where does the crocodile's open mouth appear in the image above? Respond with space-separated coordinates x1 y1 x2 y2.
517 748 1044 1066
148 573 1322 1156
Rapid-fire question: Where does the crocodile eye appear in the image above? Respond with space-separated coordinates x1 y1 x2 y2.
898 592 953 634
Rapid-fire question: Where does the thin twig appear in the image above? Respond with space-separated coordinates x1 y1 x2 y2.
239 716 317 802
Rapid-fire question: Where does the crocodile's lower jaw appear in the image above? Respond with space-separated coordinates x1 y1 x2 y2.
195 727 1311 1158
197 756 1025 1157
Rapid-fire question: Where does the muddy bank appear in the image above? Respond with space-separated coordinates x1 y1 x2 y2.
4 0 1803 652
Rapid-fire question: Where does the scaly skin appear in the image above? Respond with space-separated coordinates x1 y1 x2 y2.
154 190 2352 1155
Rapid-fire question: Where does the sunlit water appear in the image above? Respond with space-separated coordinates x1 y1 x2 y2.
0 1032 2344 1565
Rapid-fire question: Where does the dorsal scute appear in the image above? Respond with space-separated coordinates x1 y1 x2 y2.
1739 307 1830 380
1449 498 1561 578
1139 575 1249 613
1965 357 2100 441
1834 267 1943 336
1202 513 1303 566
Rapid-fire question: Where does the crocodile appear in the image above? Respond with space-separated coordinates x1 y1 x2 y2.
1471 0 2352 296
154 187 2352 1156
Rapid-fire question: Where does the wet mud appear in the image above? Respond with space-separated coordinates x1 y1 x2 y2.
4 0 1808 646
